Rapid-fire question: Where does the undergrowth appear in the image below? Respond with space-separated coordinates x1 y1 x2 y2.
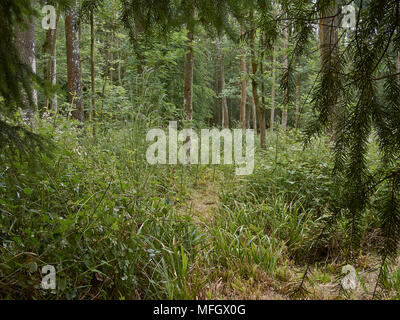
1 120 399 300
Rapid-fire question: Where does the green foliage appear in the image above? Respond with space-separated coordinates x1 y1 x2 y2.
2 0 400 300
0 118 203 299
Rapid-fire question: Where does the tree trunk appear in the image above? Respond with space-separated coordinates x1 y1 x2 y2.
249 11 260 134
282 12 289 131
318 18 323 52
79 21 83 89
43 8 60 114
295 58 301 129
259 110 266 147
117 37 122 86
65 0 83 122
320 4 339 71
15 0 37 123
259 34 266 149
134 11 144 75
246 98 251 129
252 96 257 132
220 50 229 129
397 50 399 83
270 45 276 133
319 2 339 57
184 30 194 122
49 10 60 114
319 1 340 139
214 43 221 126
183 6 195 162
240 24 247 129
90 10 96 135
109 30 114 85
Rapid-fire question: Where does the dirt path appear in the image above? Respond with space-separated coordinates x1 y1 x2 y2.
179 179 219 225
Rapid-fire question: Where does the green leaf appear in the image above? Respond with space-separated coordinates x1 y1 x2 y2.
23 187 33 195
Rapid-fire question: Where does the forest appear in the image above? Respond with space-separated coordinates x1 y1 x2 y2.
0 0 400 301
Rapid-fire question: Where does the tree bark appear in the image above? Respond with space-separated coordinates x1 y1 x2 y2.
15 0 37 123
246 92 251 129
240 24 247 129
65 0 83 122
320 4 339 71
252 96 257 132
259 110 266 147
49 10 60 114
249 11 260 134
319 1 340 139
318 18 323 52
43 8 60 114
